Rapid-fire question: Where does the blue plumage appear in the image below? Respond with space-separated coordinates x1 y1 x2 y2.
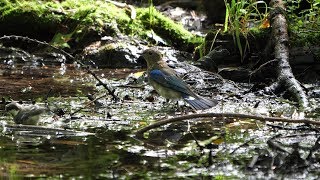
149 69 192 96
142 49 217 110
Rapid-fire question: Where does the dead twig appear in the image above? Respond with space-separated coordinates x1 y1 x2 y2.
231 138 254 154
135 113 320 139
70 93 107 117
0 35 119 101
249 59 278 76
105 0 136 19
266 123 320 132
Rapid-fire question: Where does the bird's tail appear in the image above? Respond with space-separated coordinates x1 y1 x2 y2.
182 95 217 110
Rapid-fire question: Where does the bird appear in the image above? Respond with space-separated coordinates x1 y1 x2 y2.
141 48 217 110
5 102 47 125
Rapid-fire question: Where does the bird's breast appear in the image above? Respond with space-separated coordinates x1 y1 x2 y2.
149 78 182 100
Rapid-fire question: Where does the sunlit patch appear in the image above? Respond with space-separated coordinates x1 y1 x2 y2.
184 96 196 101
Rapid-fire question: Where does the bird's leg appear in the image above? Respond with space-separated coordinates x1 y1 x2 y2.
175 100 184 112
159 99 177 113
174 100 192 113
163 99 175 112
178 100 194 114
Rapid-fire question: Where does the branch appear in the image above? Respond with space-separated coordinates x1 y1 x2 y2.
0 35 119 101
135 113 320 139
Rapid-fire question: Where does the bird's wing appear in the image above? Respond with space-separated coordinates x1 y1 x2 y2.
149 69 194 95
14 111 28 124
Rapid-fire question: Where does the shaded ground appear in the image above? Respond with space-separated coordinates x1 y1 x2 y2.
0 62 320 178
1 1 320 178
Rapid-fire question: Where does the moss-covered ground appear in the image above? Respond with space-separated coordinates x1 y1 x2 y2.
0 0 203 51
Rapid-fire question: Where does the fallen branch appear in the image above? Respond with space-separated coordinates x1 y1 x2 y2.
135 113 320 139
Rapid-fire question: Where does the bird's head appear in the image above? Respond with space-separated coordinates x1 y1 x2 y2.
5 102 22 117
5 102 22 111
141 48 162 68
5 102 46 125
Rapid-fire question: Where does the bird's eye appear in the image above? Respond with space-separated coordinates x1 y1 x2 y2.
148 52 152 55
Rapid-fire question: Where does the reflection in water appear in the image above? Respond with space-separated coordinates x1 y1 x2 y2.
0 125 165 179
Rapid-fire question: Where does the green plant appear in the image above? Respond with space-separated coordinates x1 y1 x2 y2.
148 0 154 27
287 0 320 46
224 0 268 62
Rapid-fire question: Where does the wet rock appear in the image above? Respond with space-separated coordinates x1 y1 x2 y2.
193 48 230 73
83 38 145 68
83 40 196 69
0 46 31 63
159 6 205 32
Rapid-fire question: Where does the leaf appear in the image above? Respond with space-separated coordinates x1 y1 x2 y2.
50 32 74 48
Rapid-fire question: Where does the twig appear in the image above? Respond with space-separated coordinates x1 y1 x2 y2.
0 35 119 101
231 138 254 154
274 133 320 138
247 155 259 169
267 138 289 153
2 124 94 136
267 123 320 132
70 93 107 116
135 113 320 139
0 35 74 59
189 130 204 150
105 0 136 19
86 68 119 101
249 59 278 76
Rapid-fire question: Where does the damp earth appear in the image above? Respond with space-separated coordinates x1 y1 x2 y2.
0 54 320 179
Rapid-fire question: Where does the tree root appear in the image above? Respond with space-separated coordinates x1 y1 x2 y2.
267 0 308 110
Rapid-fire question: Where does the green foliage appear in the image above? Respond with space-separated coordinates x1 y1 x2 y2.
148 0 154 27
0 0 63 29
223 0 268 62
287 0 320 46
50 32 74 48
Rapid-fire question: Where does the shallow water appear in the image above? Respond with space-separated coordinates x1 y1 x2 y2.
0 61 320 179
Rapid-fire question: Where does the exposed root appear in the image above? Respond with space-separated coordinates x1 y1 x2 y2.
267 0 308 110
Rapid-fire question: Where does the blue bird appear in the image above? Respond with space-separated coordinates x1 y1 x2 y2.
142 48 217 110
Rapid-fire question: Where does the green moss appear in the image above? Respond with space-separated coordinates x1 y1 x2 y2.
137 7 203 50
0 0 63 39
0 0 202 50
